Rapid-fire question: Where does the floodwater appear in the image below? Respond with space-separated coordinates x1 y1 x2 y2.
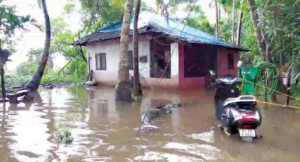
0 86 300 162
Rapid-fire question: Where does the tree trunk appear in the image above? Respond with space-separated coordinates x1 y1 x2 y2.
157 0 169 24
247 0 268 61
26 0 51 91
132 0 143 97
231 0 235 43
115 0 133 102
1 65 5 101
215 0 219 37
0 42 8 101
286 67 292 105
236 12 243 45
156 0 160 13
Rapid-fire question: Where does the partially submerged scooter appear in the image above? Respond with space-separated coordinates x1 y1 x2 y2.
214 75 262 141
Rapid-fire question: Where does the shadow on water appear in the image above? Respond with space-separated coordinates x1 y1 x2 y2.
0 86 300 161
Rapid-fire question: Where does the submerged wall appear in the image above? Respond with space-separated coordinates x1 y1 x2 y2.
178 44 205 89
87 36 150 86
179 44 240 89
86 38 240 89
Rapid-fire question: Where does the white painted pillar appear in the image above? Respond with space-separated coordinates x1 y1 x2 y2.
171 43 179 81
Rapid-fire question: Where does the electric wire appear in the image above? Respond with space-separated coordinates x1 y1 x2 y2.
154 1 197 86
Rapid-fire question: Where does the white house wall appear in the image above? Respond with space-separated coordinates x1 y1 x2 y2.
87 36 151 86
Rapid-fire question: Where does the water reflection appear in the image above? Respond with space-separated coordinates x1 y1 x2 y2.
0 86 299 161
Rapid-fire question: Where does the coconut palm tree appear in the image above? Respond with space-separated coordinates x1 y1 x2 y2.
247 0 268 61
132 0 143 97
215 0 219 37
27 0 51 91
115 0 134 102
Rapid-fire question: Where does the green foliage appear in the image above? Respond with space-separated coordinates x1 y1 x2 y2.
0 4 30 49
218 0 242 12
215 0 300 99
290 85 300 105
254 0 300 64
37 0 42 8
63 2 76 14
182 3 214 35
7 65 85 88
254 61 279 99
16 60 38 76
185 17 214 35
50 17 87 83
8 41 85 88
0 5 30 37
218 18 233 41
0 3 31 66
80 0 125 33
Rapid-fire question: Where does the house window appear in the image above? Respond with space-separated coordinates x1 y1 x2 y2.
95 53 106 70
128 51 133 70
228 53 234 69
140 56 147 63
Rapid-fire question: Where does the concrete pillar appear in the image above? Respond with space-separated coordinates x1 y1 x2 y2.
171 43 179 79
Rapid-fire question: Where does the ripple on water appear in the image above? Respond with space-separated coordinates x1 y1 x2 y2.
187 130 215 143
1 87 300 161
6 110 54 161
134 151 203 162
82 156 112 162
163 142 222 161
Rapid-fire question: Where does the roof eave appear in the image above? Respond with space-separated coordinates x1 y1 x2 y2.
74 28 249 51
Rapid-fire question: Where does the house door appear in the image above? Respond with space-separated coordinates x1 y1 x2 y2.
184 44 217 77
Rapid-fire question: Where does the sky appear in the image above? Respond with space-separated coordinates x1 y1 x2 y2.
2 0 215 73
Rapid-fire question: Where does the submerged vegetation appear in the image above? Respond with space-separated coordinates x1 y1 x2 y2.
54 130 74 144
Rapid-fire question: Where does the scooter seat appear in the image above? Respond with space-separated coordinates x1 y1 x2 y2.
223 95 256 107
223 97 237 106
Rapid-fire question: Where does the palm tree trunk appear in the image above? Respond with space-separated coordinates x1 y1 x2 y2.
215 0 219 37
1 65 5 101
236 12 243 45
236 0 245 45
231 0 235 43
27 0 51 91
159 0 169 24
115 0 133 102
132 0 143 97
247 0 268 61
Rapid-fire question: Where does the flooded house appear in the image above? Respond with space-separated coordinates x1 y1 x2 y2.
75 12 246 89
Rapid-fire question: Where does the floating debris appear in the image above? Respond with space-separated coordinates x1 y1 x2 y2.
54 130 74 144
187 130 215 143
141 103 181 124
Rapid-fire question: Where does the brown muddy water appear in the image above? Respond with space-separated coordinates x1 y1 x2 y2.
0 86 300 162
